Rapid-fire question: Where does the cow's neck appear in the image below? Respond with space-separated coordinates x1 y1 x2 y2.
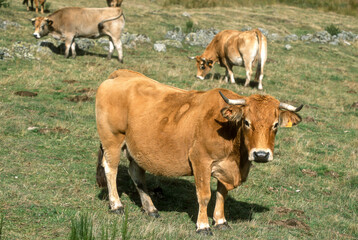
238 127 252 182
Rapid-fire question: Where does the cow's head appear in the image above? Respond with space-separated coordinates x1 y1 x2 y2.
220 91 303 163
31 17 53 39
107 0 123 7
189 56 214 80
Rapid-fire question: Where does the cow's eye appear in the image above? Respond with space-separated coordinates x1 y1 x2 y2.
244 120 250 127
273 122 279 129
200 65 205 70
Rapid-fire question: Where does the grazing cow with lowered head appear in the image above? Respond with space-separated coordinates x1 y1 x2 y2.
23 0 46 14
107 0 123 7
191 29 267 90
96 69 303 234
31 7 125 62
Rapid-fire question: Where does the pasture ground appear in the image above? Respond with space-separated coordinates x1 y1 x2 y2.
0 0 357 239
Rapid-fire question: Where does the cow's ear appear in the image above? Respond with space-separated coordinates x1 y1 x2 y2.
279 110 302 128
44 18 53 26
31 18 36 26
221 106 243 122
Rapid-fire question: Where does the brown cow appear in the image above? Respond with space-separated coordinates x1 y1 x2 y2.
31 7 125 62
23 0 46 14
106 0 123 7
191 29 267 90
96 69 303 234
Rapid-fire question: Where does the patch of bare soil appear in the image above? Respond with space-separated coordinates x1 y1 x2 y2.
301 169 317 177
67 95 92 102
63 80 78 84
38 127 70 134
274 207 306 218
75 88 96 94
351 102 358 109
304 116 316 123
14 91 37 97
347 90 357 94
324 171 339 178
269 218 310 231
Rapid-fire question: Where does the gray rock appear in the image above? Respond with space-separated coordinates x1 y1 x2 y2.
301 34 313 41
329 40 339 45
12 41 37 60
75 38 95 50
285 44 292 50
182 12 191 17
165 27 185 42
0 19 21 30
285 34 298 42
313 31 331 43
258 28 269 36
311 38 319 43
267 33 283 42
154 43 166 52
121 32 151 49
155 40 183 48
0 47 13 60
241 26 252 31
185 28 219 47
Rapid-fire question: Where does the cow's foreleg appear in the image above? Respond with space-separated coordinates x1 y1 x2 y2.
128 158 159 218
224 64 235 84
64 37 74 58
102 144 125 213
107 39 114 60
213 181 230 230
34 0 39 13
190 153 213 234
244 59 253 87
70 42 76 58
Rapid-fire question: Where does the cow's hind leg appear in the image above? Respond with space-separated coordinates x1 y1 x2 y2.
127 154 159 218
107 38 115 60
213 181 230 230
97 134 126 213
243 58 253 87
112 37 123 63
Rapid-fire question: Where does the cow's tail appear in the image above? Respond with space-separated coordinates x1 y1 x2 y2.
96 143 107 188
98 9 124 31
254 29 266 81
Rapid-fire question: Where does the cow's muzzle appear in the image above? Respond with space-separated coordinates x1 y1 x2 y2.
253 151 270 163
33 33 41 39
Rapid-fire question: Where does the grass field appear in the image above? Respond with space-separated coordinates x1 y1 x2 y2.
0 0 357 239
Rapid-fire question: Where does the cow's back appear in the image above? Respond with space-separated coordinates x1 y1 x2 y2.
49 7 122 36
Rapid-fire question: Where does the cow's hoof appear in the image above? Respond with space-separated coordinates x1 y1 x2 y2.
148 211 160 218
214 222 231 230
109 207 124 215
196 228 213 236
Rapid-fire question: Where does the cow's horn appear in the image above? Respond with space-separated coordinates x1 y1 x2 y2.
188 56 195 60
279 103 303 112
201 57 206 61
219 91 246 105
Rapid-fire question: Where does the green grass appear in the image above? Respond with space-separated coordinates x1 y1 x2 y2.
0 0 358 239
161 0 358 16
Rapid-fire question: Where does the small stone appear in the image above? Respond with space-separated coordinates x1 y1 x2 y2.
27 126 39 131
182 12 190 17
155 40 183 48
154 43 166 52
285 44 292 50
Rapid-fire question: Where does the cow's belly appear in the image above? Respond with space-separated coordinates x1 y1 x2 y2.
231 57 244 67
125 140 193 177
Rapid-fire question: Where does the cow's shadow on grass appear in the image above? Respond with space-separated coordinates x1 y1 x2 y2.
98 165 269 224
39 42 108 58
205 73 259 89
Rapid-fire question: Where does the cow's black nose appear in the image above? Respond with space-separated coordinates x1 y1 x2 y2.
253 151 270 163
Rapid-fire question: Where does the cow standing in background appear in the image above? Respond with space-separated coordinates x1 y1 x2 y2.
191 29 267 90
107 0 123 7
23 0 46 14
96 69 303 234
31 7 125 62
